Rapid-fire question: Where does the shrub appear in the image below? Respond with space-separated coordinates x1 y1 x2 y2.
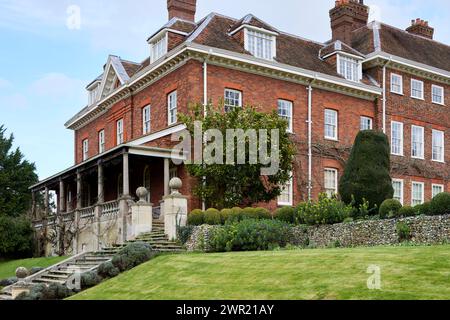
177 225 194 245
241 207 258 220
210 219 290 252
112 242 155 272
204 208 221 225
187 209 204 226
339 131 394 211
0 277 17 287
379 199 403 219
230 207 243 221
274 206 295 224
16 283 71 300
254 207 271 220
296 194 353 225
81 271 102 289
398 206 417 218
97 261 120 279
415 201 431 216
429 192 450 216
0 215 34 259
396 222 411 242
219 209 233 224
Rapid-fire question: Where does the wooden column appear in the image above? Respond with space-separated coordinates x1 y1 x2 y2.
98 161 104 204
123 152 130 197
76 171 82 209
59 179 65 213
164 158 170 197
44 187 50 218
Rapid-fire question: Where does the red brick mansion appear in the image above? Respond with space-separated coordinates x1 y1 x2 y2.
31 0 449 254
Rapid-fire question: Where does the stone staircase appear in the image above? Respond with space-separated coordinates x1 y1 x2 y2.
0 221 184 300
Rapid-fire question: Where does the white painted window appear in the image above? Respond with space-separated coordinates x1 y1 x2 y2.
411 79 424 99
432 85 444 105
82 139 89 161
324 109 338 140
278 174 293 206
411 182 424 206
278 99 293 133
338 55 360 82
224 89 242 112
143 105 151 134
392 179 404 204
432 129 444 162
116 119 124 145
390 73 403 94
150 33 167 63
411 125 424 159
324 168 338 198
245 29 276 61
98 130 105 154
432 184 444 198
391 121 404 156
360 116 373 131
168 91 177 125
88 85 100 105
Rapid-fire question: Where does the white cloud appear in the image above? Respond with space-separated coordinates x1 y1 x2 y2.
29 73 85 98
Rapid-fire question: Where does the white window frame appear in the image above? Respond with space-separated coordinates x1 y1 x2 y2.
391 121 404 156
277 174 293 206
390 73 403 95
432 129 445 163
411 79 424 100
82 139 89 161
324 109 338 140
337 54 362 82
411 182 425 206
150 32 168 63
431 85 444 105
392 179 404 205
278 99 293 133
168 91 177 126
432 184 444 198
324 168 338 198
116 119 124 145
360 116 373 131
411 125 424 159
98 130 105 154
224 89 242 112
142 105 151 135
244 27 277 61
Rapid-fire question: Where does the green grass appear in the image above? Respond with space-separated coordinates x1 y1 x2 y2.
0 256 67 280
71 245 450 300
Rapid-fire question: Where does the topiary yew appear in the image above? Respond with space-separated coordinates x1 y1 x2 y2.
339 131 394 212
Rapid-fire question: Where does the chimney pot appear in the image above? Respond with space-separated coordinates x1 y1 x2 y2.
329 0 369 44
406 17 434 39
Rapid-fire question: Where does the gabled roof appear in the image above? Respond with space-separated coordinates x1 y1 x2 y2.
352 22 450 72
320 40 366 59
229 14 279 34
147 17 197 41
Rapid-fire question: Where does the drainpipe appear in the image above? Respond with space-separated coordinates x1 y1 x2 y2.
382 57 392 134
202 53 211 211
307 76 317 201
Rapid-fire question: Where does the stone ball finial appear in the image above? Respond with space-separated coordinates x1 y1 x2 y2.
136 187 149 204
16 267 29 279
169 177 182 194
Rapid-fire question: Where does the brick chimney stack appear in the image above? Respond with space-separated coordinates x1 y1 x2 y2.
167 0 197 22
330 0 369 45
406 18 434 39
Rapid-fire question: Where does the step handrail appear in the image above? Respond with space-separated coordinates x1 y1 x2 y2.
1 251 89 294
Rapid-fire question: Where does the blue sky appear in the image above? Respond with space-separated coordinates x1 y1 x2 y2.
1 0 449 180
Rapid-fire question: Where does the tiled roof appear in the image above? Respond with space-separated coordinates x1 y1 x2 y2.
229 14 278 34
352 22 450 72
320 40 366 59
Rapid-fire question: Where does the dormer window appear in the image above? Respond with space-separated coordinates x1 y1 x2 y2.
150 32 168 63
244 28 276 61
337 55 361 82
87 82 100 105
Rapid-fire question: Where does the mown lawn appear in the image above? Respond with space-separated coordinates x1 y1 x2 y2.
0 256 67 280
71 245 450 300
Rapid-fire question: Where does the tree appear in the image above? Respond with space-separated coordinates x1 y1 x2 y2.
339 130 393 212
179 104 295 209
0 215 34 258
0 125 38 218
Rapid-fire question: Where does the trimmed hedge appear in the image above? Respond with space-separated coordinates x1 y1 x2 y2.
429 192 450 216
187 209 204 226
273 207 295 224
379 199 403 219
204 208 221 225
189 207 272 226
296 195 353 225
398 206 417 218
112 242 155 272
